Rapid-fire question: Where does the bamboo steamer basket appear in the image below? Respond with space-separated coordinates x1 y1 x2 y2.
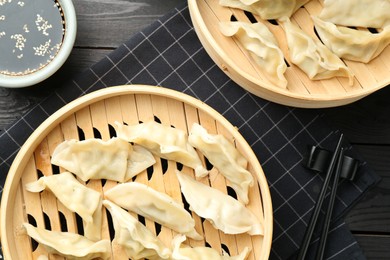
0 85 273 260
188 0 390 108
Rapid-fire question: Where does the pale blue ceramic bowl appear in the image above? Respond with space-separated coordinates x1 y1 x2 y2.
0 0 77 88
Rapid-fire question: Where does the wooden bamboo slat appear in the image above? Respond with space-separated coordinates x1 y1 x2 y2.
0 85 273 260
188 0 390 108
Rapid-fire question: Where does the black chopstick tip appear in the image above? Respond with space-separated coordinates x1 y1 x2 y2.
297 133 345 260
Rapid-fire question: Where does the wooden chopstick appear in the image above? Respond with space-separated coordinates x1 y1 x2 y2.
297 133 344 259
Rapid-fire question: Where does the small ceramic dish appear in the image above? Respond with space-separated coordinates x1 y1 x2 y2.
0 0 77 88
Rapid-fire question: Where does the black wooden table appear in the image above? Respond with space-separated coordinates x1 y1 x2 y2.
0 0 389 258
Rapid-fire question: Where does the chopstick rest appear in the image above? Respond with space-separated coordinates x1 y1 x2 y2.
306 145 332 173
297 134 344 259
297 135 360 259
305 146 359 181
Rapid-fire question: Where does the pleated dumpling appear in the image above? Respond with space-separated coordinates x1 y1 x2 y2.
176 171 263 236
219 21 288 88
23 223 111 260
188 123 254 204
104 182 203 240
25 172 103 241
51 137 130 182
219 0 310 20
103 200 171 260
319 0 390 29
279 17 354 85
126 144 156 181
171 235 250 260
312 16 390 63
25 172 101 223
115 121 208 177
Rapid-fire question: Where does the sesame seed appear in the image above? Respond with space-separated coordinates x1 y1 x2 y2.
10 34 26 51
0 0 10 6
33 39 52 56
23 24 29 33
0 0 65 76
35 14 53 36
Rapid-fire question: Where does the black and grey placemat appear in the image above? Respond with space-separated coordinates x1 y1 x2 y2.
0 4 380 259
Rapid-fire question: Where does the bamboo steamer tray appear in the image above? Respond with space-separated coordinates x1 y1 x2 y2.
188 0 390 108
0 85 272 260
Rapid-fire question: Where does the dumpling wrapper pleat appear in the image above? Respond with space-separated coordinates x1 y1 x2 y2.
51 137 130 182
171 234 250 260
23 223 111 260
103 200 171 259
104 182 203 240
176 170 263 236
219 0 310 20
312 16 390 63
115 121 208 177
219 21 288 89
25 172 101 224
319 0 390 29
25 172 103 241
279 16 354 85
188 123 254 204
125 144 156 181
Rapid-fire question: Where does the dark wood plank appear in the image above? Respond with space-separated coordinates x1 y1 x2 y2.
322 86 390 145
73 0 184 48
346 183 390 233
0 48 110 129
345 145 390 233
355 234 390 259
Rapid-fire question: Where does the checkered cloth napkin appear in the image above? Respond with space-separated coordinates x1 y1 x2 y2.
0 3 380 259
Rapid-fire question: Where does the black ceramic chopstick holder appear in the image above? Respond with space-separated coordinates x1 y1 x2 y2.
297 134 360 259
297 134 344 260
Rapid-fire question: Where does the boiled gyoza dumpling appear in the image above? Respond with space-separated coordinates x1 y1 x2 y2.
219 21 288 88
219 0 310 20
125 144 156 181
171 235 250 260
25 172 103 241
103 200 171 259
279 17 354 85
51 137 130 182
23 223 111 260
188 123 253 204
104 182 203 240
25 172 100 223
319 0 390 29
115 121 207 177
312 16 390 63
84 199 103 241
176 171 263 236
